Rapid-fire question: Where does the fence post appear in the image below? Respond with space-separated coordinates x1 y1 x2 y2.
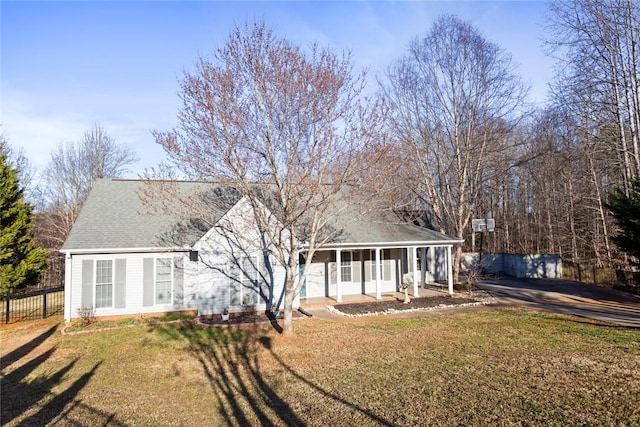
43 288 48 319
5 296 9 323
577 264 581 282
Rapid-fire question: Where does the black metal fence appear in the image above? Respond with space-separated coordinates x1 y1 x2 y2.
1 285 65 324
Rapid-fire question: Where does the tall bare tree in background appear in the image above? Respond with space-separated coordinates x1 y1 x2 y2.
151 22 389 334
381 15 529 281
542 0 640 265
36 124 139 248
548 0 640 186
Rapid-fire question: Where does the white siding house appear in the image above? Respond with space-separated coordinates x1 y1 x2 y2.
61 179 463 322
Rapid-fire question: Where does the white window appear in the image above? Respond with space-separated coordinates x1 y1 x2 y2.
370 249 390 281
370 250 379 281
340 252 352 282
95 260 113 308
155 258 173 305
416 248 424 272
240 257 259 306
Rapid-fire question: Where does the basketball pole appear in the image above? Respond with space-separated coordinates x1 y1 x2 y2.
479 230 484 265
471 231 475 252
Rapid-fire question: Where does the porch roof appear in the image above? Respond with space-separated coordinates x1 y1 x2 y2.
315 221 463 250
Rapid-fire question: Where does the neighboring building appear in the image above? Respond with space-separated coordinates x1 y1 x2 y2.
61 179 463 322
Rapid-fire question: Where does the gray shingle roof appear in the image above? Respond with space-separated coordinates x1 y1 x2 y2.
61 179 462 252
322 191 462 247
61 179 238 251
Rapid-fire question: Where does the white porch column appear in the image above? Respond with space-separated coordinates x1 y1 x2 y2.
446 245 454 294
421 247 427 287
375 248 381 300
412 246 419 297
336 249 343 302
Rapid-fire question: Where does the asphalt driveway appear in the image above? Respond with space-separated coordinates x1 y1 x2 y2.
477 277 640 328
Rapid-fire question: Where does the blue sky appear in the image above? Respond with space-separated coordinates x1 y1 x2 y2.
1 1 553 175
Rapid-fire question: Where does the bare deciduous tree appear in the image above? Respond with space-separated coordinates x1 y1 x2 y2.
37 124 139 248
151 22 389 334
547 0 640 187
0 133 36 198
382 15 529 282
542 0 640 265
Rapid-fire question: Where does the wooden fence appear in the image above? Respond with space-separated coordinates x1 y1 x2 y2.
562 261 639 290
1 285 65 324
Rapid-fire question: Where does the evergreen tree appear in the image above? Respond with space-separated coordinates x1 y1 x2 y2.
0 151 48 293
607 179 640 265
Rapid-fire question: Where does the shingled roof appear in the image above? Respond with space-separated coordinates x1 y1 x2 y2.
61 179 462 253
61 180 239 251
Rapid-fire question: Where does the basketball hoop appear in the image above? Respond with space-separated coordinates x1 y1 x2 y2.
472 218 495 233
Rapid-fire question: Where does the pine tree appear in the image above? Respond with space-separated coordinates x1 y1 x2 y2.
0 152 48 293
607 179 640 265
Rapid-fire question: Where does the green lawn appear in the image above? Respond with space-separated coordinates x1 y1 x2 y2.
1 306 639 426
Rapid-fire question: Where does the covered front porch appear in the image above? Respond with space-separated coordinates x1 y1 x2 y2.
298 242 458 303
299 286 450 309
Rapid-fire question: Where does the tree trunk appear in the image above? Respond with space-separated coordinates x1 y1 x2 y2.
282 279 295 335
453 244 462 285
566 180 579 262
588 154 612 264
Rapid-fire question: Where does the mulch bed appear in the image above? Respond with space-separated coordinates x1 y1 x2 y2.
198 310 304 327
331 295 481 316
196 295 484 326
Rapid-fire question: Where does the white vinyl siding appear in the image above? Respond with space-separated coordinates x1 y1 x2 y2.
95 260 113 308
68 253 197 322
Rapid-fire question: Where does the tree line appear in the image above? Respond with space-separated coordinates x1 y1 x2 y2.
1 1 639 303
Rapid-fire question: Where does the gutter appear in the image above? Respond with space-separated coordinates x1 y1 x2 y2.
307 240 464 251
59 246 192 256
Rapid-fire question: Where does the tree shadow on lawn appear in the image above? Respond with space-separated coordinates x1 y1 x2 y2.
152 320 395 426
153 321 303 426
1 324 123 426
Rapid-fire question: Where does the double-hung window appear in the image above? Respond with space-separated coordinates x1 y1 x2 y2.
416 248 424 272
241 257 259 305
155 258 172 305
370 249 390 281
340 252 352 282
370 250 379 281
95 260 113 308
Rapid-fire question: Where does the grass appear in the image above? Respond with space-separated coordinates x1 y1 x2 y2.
1 306 639 426
62 312 196 333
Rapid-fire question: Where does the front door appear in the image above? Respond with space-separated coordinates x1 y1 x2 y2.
299 263 306 297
